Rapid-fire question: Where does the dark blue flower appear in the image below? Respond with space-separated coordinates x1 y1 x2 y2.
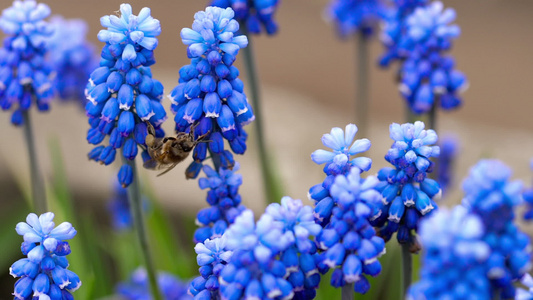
47 16 98 104
10 212 81 299
408 206 491 299
117 268 192 300
0 0 55 125
462 159 532 299
523 159 533 222
194 162 246 243
211 0 280 35
436 135 458 194
85 4 166 187
371 121 441 245
326 0 388 38
173 6 254 178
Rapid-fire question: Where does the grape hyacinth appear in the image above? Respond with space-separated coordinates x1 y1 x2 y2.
516 274 533 300
189 236 232 299
85 3 166 187
0 0 55 125
325 0 388 38
371 121 441 245
382 1 468 114
462 159 532 299
436 135 458 194
309 124 372 226
194 162 246 243
117 268 192 300
408 206 492 299
10 212 81 299
211 0 280 35
317 167 385 294
172 6 254 178
523 159 533 221
107 180 133 230
47 16 97 103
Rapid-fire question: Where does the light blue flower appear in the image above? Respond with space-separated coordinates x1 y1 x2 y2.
117 268 192 300
10 212 81 299
211 0 280 35
516 274 533 300
47 16 97 103
326 0 388 38
85 4 166 187
408 205 491 299
0 0 55 125
171 6 254 177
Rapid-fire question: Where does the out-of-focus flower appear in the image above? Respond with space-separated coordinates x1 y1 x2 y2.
10 212 81 299
325 0 388 38
523 159 533 221
172 6 254 178
117 268 192 300
436 135 458 194
85 4 167 187
408 206 491 299
47 16 97 104
211 0 280 35
0 0 55 125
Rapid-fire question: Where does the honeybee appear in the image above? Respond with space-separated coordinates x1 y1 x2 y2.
143 122 210 176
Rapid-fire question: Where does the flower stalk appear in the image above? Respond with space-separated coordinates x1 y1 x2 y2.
122 156 162 300
22 110 47 214
401 243 412 299
342 284 354 300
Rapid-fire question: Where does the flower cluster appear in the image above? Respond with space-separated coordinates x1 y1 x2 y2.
523 159 533 221
316 168 385 294
194 162 246 243
309 124 372 226
47 16 97 103
461 159 532 299
211 0 280 35
107 180 132 230
382 1 468 114
189 236 232 299
10 212 81 299
172 6 254 179
85 4 167 187
325 0 388 38
371 121 441 245
0 0 55 125
117 268 192 300
436 135 458 194
408 206 492 299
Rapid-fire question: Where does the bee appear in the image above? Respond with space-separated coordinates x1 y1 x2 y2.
143 122 210 176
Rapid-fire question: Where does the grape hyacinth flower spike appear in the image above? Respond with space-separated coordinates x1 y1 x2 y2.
47 16 97 104
211 0 281 35
10 212 81 299
371 121 441 246
462 159 532 299
85 3 166 187
172 6 253 177
522 159 533 221
325 0 388 38
0 0 55 125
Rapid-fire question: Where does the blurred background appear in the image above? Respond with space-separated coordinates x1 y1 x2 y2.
0 0 532 298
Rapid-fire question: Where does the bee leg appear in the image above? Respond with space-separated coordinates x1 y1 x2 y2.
157 162 179 177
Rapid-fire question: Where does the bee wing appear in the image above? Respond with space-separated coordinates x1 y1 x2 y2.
157 162 179 177
143 158 159 170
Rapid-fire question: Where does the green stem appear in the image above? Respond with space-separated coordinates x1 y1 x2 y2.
342 284 354 300
401 243 412 299
122 156 162 300
241 28 282 204
22 110 47 214
356 32 369 137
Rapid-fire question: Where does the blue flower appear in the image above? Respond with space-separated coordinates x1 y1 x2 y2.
523 159 533 222
189 236 232 298
10 212 81 299
117 268 192 300
381 1 467 114
0 0 55 125
85 4 167 187
408 205 492 299
436 135 458 194
107 180 132 230
325 0 388 38
172 6 253 178
194 162 246 243
371 121 441 244
462 159 532 299
211 0 280 35
516 274 533 300
316 168 385 294
47 16 97 103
